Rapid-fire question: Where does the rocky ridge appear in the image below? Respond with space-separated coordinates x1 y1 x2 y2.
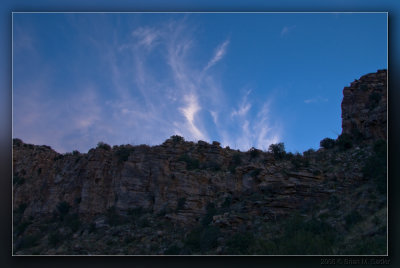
341 69 387 141
12 70 388 255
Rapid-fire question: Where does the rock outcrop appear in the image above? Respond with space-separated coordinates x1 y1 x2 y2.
13 139 330 226
341 69 387 141
12 70 388 255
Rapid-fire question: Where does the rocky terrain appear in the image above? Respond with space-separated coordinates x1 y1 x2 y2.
12 70 387 255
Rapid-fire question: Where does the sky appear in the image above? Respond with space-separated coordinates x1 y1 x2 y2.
12 13 387 154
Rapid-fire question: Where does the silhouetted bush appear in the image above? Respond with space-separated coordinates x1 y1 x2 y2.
201 202 217 226
249 147 261 159
97 141 111 151
368 92 382 109
320 138 336 149
48 231 63 247
179 154 200 170
202 160 222 171
106 206 123 226
251 168 262 178
363 139 387 194
13 176 25 186
56 201 70 218
360 84 368 91
164 244 181 255
290 153 308 169
220 196 232 212
64 213 81 232
115 146 134 163
337 133 353 150
176 197 186 211
185 225 221 253
17 234 40 250
229 153 242 173
128 207 145 218
303 148 315 158
225 232 254 254
13 138 23 147
344 210 363 230
272 215 337 255
268 143 286 159
15 220 32 236
171 135 185 143
16 203 27 214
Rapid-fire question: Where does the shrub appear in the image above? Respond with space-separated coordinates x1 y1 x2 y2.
97 141 111 151
250 168 262 178
249 147 261 159
17 234 40 250
48 231 63 247
106 206 123 226
138 218 150 228
64 213 81 232
128 207 145 218
200 226 220 252
225 232 254 254
171 135 185 143
320 138 336 149
229 153 242 173
274 215 337 255
202 160 222 171
360 84 369 91
221 196 232 211
290 153 309 169
368 92 382 109
115 146 134 163
176 197 186 211
178 154 200 170
13 138 23 147
15 220 32 236
16 203 27 214
268 143 286 159
201 202 217 226
13 176 25 186
303 148 315 158
337 133 353 150
164 244 181 255
343 236 386 255
363 140 387 194
184 225 221 253
56 201 70 218
344 211 363 230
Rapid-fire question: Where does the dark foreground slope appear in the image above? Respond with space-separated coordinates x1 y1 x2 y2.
12 70 387 255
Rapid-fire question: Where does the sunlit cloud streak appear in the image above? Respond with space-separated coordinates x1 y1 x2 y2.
13 16 282 153
203 39 230 72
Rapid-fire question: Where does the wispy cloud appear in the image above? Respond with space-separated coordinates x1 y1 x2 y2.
178 94 206 140
304 96 328 104
231 89 252 118
221 91 281 151
204 39 230 71
280 25 296 37
132 26 160 49
13 16 281 153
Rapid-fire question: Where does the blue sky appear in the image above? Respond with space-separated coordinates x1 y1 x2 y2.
12 13 387 153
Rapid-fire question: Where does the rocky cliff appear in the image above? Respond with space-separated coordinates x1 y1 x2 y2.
12 70 387 255
341 69 387 141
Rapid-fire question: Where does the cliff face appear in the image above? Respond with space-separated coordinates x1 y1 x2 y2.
13 139 329 225
341 69 387 141
12 70 387 255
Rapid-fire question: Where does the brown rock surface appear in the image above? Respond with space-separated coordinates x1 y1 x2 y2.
341 69 387 141
13 138 330 225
